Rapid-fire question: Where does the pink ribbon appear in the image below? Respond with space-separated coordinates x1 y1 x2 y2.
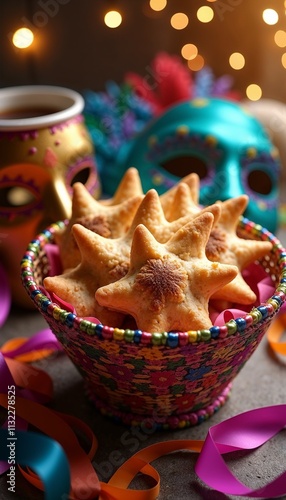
1 328 63 358
195 405 286 497
0 263 11 327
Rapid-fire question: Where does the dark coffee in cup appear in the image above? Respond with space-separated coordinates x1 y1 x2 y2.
0 107 62 119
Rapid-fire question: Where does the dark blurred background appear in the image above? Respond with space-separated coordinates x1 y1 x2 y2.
1 0 286 101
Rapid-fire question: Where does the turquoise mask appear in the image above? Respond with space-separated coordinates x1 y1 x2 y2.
109 98 280 233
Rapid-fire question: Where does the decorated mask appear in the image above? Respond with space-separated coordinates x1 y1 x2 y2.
0 85 100 308
112 98 280 234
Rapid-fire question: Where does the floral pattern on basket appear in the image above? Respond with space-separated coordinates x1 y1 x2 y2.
21 217 286 430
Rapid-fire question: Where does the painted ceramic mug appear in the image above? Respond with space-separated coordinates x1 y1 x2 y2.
0 85 100 308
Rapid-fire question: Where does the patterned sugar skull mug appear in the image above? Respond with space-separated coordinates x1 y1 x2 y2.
0 85 100 308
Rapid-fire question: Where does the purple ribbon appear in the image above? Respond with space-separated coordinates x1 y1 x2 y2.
2 328 63 358
0 263 11 327
195 405 286 497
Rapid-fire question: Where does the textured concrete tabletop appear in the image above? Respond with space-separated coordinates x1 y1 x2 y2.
1 218 286 500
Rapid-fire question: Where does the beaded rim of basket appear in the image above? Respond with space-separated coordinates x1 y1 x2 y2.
21 216 286 347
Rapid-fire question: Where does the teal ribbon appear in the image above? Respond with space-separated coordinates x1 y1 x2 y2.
0 429 70 500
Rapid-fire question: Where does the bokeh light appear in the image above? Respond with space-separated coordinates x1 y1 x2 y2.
150 0 167 11
246 84 262 101
170 13 189 30
181 43 198 60
262 9 279 25
274 30 286 47
282 53 286 68
12 27 34 49
197 6 214 23
187 54 205 71
104 10 122 28
229 52 245 70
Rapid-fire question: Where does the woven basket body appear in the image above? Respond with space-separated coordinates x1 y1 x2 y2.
21 217 286 430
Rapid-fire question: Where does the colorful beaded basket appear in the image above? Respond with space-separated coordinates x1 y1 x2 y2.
21 217 286 430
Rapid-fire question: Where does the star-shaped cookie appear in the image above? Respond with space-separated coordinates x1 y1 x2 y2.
95 212 238 332
100 167 144 205
206 194 273 304
159 172 200 221
54 181 143 270
44 223 128 325
128 188 221 243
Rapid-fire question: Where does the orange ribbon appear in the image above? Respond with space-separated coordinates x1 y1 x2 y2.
267 311 286 356
1 336 56 362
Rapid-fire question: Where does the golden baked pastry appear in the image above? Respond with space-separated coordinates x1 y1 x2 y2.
206 194 273 305
160 172 200 221
95 213 238 333
54 181 143 270
44 223 128 325
100 167 144 205
129 187 221 243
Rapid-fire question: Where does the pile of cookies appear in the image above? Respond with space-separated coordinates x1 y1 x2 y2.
43 168 272 333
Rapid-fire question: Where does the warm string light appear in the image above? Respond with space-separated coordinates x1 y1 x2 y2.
274 30 286 47
187 55 204 71
104 10 122 28
262 8 279 25
12 27 34 49
8 3 286 100
149 0 167 12
167 5 286 99
170 13 189 30
246 84 262 101
282 53 286 68
181 43 198 60
229 52 245 70
196 6 214 23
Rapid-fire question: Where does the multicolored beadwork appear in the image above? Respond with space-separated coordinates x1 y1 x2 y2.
20 217 286 430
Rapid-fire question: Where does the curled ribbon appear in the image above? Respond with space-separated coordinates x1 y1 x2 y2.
267 311 286 356
195 405 286 497
0 263 11 328
0 429 70 500
0 328 63 362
